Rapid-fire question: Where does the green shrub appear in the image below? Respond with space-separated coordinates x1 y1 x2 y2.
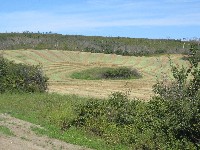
147 97 200 148
71 91 199 149
182 45 200 62
0 57 48 93
102 67 141 79
153 44 200 100
151 43 200 148
71 92 145 147
71 67 142 80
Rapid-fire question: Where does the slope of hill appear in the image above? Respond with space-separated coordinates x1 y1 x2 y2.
2 50 188 99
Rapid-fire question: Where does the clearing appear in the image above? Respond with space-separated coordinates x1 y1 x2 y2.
2 49 188 100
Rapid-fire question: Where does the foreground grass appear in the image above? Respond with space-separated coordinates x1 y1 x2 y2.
0 92 128 150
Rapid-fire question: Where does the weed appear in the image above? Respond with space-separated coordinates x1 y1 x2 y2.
0 125 15 136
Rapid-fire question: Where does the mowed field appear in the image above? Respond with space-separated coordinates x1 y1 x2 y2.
2 50 189 100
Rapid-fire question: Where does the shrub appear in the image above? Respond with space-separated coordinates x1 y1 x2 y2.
71 67 142 80
151 43 200 147
0 56 48 93
153 44 200 100
71 91 199 149
147 97 200 149
102 67 141 79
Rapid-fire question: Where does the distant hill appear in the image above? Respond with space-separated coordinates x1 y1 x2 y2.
0 32 194 56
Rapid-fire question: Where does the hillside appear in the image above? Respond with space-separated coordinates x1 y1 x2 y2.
0 36 199 149
0 32 191 56
2 50 189 99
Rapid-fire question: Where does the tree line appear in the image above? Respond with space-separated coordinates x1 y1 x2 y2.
0 32 194 56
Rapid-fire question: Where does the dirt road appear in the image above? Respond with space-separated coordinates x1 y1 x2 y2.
0 113 91 150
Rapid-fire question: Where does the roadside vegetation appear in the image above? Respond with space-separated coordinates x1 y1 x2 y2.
0 40 199 149
0 93 128 150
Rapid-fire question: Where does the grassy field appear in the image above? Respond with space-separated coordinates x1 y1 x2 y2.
1 49 199 149
1 49 189 100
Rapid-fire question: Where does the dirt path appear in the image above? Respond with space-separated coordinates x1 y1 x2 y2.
0 113 91 150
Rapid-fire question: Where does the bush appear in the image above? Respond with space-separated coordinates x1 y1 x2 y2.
71 67 142 80
153 44 200 100
102 67 141 79
151 43 200 147
71 92 199 149
147 97 200 149
71 92 143 145
0 57 48 93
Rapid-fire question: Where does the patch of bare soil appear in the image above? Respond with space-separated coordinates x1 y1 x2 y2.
0 113 91 150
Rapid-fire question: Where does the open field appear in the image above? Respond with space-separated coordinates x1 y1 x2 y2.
1 49 188 99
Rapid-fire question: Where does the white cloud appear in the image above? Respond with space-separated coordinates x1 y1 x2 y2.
0 0 200 33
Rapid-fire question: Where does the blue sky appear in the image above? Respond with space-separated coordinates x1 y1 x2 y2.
0 0 200 39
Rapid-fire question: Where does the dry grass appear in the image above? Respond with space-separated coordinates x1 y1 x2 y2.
2 50 188 100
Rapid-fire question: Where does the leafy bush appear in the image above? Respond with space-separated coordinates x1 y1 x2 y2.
71 92 142 144
71 67 142 80
70 92 199 149
182 45 200 62
102 67 141 79
151 44 200 148
0 57 48 93
147 97 200 149
153 44 200 100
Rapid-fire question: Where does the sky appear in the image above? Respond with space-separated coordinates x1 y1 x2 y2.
0 0 200 39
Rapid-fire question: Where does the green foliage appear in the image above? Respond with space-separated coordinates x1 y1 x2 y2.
71 91 199 149
0 32 191 56
153 44 200 100
148 97 200 148
71 67 142 80
0 57 48 93
102 67 141 79
69 45 200 149
154 49 167 54
34 43 50 50
0 93 128 150
0 125 15 136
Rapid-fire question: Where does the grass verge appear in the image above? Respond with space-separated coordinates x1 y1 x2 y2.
0 92 128 150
